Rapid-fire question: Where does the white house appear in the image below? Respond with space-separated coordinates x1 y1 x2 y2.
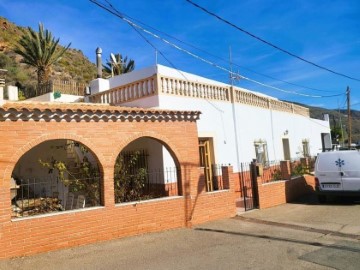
87 64 331 174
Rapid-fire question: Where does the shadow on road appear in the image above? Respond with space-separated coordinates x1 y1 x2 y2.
289 193 360 206
195 227 360 253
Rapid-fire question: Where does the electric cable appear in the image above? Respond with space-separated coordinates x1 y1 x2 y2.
90 0 345 98
108 8 335 93
185 0 360 82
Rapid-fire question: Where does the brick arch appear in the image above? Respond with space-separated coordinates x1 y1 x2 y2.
3 133 106 183
111 131 183 168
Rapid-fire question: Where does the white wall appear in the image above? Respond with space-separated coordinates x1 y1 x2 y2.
26 92 83 103
89 78 109 95
120 95 160 108
87 64 330 172
108 66 157 89
143 94 329 172
122 137 177 183
12 140 70 203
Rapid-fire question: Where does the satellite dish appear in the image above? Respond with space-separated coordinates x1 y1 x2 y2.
110 53 117 64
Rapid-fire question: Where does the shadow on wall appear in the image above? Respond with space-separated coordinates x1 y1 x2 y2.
284 175 315 203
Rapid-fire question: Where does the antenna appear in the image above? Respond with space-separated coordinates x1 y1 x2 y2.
229 46 233 85
110 53 117 77
110 53 117 64
229 46 241 84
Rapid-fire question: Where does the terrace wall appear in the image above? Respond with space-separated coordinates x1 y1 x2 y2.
0 104 237 259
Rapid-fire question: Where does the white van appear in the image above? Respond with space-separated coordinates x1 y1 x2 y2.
315 150 360 202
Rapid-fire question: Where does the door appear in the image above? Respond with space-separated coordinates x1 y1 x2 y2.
340 151 360 191
316 152 343 192
282 138 291 160
199 139 213 191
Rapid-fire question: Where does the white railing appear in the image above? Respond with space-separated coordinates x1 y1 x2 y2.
88 76 156 104
158 75 230 101
89 74 309 117
234 89 269 109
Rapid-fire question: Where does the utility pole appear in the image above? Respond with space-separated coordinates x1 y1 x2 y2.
347 86 351 148
228 46 241 173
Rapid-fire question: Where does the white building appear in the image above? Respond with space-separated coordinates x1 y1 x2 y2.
87 64 331 172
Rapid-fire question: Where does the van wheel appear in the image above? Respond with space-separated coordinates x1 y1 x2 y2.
318 195 327 203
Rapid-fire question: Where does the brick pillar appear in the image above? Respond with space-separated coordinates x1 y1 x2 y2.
101 165 115 207
221 165 231 190
222 165 237 215
280 160 291 180
183 165 203 228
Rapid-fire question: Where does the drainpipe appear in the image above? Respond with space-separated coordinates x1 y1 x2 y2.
96 47 102 78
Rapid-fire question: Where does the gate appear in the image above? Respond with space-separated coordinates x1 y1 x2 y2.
238 160 259 211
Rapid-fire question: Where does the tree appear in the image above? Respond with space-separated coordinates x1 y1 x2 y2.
104 53 135 76
331 125 343 144
14 23 71 85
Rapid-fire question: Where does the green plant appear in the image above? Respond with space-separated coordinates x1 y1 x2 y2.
53 90 61 99
271 169 282 181
14 23 71 85
103 53 135 76
292 164 305 176
39 144 101 206
114 151 148 203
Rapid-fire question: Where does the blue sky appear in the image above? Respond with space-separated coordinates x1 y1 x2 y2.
1 0 359 109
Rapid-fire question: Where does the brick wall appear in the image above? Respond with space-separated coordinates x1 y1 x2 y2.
0 105 237 259
257 175 316 209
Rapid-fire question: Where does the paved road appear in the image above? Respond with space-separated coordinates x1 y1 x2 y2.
1 194 359 270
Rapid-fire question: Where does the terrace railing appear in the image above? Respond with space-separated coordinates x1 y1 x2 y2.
88 75 156 104
88 73 310 117
37 80 87 96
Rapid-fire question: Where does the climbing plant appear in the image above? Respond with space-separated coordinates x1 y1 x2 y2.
114 150 149 203
39 143 101 206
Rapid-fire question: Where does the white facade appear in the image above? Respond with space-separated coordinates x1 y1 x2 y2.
88 64 331 172
27 92 83 103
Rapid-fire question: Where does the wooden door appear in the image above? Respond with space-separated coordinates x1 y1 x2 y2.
199 139 213 191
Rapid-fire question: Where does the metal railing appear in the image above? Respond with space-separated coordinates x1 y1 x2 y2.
11 176 101 218
114 167 180 203
258 161 282 184
211 164 230 191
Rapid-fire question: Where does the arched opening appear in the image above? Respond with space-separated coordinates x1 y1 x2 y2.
114 137 180 203
11 139 102 218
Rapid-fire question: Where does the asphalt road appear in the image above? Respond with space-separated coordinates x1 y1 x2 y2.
1 194 359 270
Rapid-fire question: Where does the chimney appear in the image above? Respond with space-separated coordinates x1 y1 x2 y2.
96 47 102 78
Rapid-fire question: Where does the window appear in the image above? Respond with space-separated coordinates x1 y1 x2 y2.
302 139 310 157
254 140 269 166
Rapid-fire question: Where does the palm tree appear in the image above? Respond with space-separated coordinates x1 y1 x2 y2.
104 53 135 76
14 23 71 85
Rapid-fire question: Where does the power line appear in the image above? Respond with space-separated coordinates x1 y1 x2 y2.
108 10 335 94
185 0 360 82
91 0 225 113
90 0 345 98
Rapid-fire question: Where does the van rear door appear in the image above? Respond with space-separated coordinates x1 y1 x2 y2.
316 152 343 191
340 151 360 191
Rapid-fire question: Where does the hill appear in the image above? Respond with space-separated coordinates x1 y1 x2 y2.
0 17 97 94
293 102 360 144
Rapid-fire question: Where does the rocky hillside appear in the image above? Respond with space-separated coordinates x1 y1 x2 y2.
0 17 97 91
292 102 360 143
